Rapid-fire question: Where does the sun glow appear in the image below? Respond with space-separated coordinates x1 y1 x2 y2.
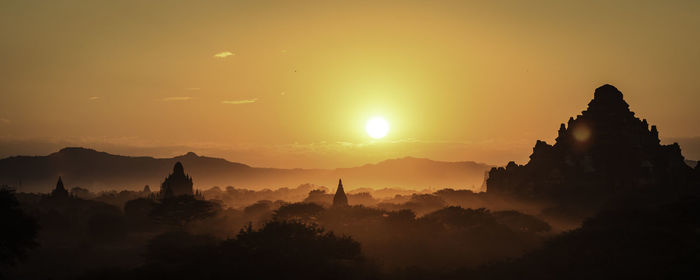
365 117 390 139
573 125 591 142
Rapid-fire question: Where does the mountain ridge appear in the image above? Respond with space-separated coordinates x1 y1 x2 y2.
0 147 491 193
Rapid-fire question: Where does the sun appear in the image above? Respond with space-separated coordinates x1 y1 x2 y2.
365 117 390 139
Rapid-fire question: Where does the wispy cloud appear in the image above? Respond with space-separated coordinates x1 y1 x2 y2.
185 87 201 91
89 96 100 101
0 118 9 124
163 96 193 101
213 51 234 58
222 98 258 105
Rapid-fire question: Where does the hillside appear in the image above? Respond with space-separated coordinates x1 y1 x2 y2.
0 147 491 192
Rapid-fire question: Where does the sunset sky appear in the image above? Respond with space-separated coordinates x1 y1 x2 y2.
1 0 699 168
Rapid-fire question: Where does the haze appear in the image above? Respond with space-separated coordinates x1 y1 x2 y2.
1 0 699 168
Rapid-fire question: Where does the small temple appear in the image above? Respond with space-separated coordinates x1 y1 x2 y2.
50 176 69 198
333 179 348 207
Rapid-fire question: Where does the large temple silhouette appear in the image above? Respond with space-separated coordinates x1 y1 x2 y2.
333 179 348 207
487 84 694 199
160 162 194 198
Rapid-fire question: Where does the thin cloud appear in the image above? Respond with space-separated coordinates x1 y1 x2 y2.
163 96 193 101
185 87 201 91
0 118 9 124
222 98 258 105
213 51 234 58
89 96 100 101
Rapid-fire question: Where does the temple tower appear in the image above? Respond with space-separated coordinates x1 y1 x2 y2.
51 176 69 197
332 179 348 207
160 162 194 198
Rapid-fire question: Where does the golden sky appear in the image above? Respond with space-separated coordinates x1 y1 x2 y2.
1 0 699 168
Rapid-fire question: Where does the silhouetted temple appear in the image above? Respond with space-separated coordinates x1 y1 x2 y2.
487 84 694 199
333 179 348 207
160 162 194 198
51 176 69 197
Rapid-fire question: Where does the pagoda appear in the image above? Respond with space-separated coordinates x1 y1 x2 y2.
160 162 194 198
333 179 348 207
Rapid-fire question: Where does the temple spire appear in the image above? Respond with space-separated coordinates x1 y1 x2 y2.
332 178 348 207
51 176 69 197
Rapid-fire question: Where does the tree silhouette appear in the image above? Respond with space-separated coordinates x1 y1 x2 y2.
492 210 551 233
124 198 158 226
150 195 218 227
84 221 375 279
464 197 700 280
87 211 127 242
0 188 38 267
273 202 324 223
236 221 362 264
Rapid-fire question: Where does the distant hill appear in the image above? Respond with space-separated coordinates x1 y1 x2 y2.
0 147 491 193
